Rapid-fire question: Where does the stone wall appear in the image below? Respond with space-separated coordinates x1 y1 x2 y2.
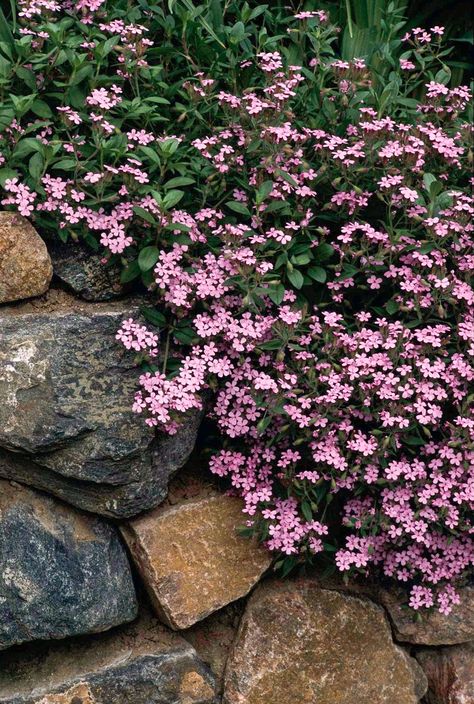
0 214 472 703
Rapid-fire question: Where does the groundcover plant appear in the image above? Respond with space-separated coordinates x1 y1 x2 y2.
1 0 473 614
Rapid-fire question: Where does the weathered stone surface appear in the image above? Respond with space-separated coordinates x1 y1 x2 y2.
184 602 245 694
49 239 126 301
0 300 200 517
380 586 474 645
417 642 474 704
121 495 272 630
0 480 137 651
0 610 217 703
0 212 52 304
223 580 427 704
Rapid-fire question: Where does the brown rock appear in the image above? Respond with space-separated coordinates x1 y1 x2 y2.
184 601 245 692
223 580 427 704
0 609 217 703
416 642 474 704
0 212 52 304
35 683 97 704
380 586 474 645
121 495 272 630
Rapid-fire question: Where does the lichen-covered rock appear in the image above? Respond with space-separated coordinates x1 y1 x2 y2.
0 610 217 703
0 301 200 517
0 212 52 304
416 642 474 704
49 239 125 301
121 495 272 630
0 480 137 651
380 587 474 645
224 580 427 704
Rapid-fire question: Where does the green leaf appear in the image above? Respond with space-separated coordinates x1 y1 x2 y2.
226 200 251 217
159 138 179 156
68 64 93 86
259 338 283 350
173 328 196 344
100 35 120 58
275 168 298 187
292 252 311 266
165 221 191 233
256 180 274 203
423 173 442 199
339 264 358 280
15 66 36 90
0 168 17 186
133 206 157 225
28 151 43 181
0 8 14 58
140 147 161 166
263 200 288 213
385 299 399 315
229 20 246 43
257 415 272 433
287 268 304 289
145 96 170 105
138 246 160 272
164 176 195 189
120 260 141 283
301 500 313 522
404 434 425 446
308 266 327 283
141 306 166 327
13 137 43 159
53 158 77 170
163 189 184 209
314 243 334 261
397 97 419 109
31 99 53 118
268 284 285 305
280 556 297 578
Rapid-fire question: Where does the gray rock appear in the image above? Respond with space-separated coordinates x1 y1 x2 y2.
0 480 137 651
0 609 217 703
49 239 126 301
0 301 201 517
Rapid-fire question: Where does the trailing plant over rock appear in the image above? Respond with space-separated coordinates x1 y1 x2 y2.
0 1 473 613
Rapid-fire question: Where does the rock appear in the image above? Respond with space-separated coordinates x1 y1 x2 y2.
0 610 217 703
416 642 474 704
49 239 126 301
184 602 245 694
0 212 52 304
223 580 427 704
0 300 201 517
121 495 272 629
0 480 137 651
380 586 474 645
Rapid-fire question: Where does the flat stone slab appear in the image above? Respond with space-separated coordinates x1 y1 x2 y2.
0 299 200 517
380 586 474 645
0 212 52 304
0 480 137 651
121 495 272 629
223 580 427 704
0 610 217 703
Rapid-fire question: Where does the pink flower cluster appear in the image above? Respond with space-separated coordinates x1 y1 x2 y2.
2 5 472 613
123 52 472 612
